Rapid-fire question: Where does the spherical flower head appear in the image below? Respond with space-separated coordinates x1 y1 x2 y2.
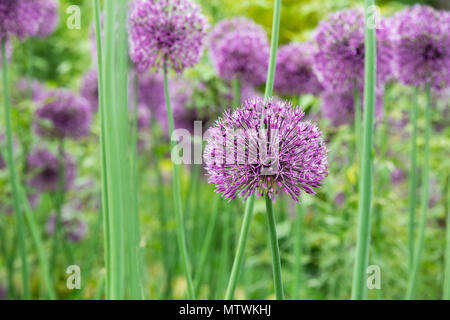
35 0 59 37
0 0 45 39
27 147 76 193
80 69 99 112
128 0 209 73
34 89 92 140
313 8 394 92
320 89 383 127
393 5 450 89
209 18 269 85
275 42 323 96
204 98 328 202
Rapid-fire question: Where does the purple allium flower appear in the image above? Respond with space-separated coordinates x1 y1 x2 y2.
209 17 269 85
204 98 328 202
128 0 209 73
15 78 46 102
393 5 450 89
35 0 59 37
34 90 92 140
46 211 87 243
428 178 442 209
275 42 323 96
27 147 76 193
137 104 150 131
313 8 394 92
0 0 45 39
320 89 383 127
138 72 166 116
80 69 99 112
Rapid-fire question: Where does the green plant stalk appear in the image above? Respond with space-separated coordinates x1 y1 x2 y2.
225 0 282 300
266 197 284 299
292 204 303 299
232 77 240 107
163 61 196 299
408 86 419 274
351 0 376 300
1 37 30 300
443 176 450 300
406 83 432 300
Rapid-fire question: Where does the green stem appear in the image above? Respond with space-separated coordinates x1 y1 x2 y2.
163 61 195 299
406 83 432 300
351 0 376 300
443 176 450 300
1 37 30 299
266 197 284 299
408 86 419 274
232 77 240 107
292 204 303 299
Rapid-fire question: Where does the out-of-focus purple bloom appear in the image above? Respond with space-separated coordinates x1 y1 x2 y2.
391 167 406 185
35 0 59 37
137 104 150 132
0 0 44 39
275 42 323 96
393 5 450 89
138 72 166 117
334 192 345 206
128 0 208 73
46 211 87 243
27 147 76 193
80 69 99 112
204 97 328 202
209 17 269 85
34 90 92 140
313 8 394 92
320 89 383 127
15 78 46 102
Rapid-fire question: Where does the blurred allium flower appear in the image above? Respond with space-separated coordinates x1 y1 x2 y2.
393 5 450 89
334 192 345 206
391 167 406 185
313 8 393 92
137 104 151 131
138 72 165 117
80 69 99 112
321 89 383 127
34 90 92 140
27 147 76 193
209 17 269 85
204 98 328 202
46 212 87 243
128 0 208 73
35 0 59 37
15 78 46 102
275 42 323 96
0 0 45 39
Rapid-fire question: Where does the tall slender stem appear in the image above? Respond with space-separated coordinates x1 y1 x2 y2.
443 176 450 300
266 197 284 299
408 86 419 274
406 83 432 300
163 61 195 299
1 37 30 299
351 0 376 300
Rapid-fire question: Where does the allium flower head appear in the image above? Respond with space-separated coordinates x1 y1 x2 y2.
128 0 209 73
34 90 92 140
0 0 45 39
80 69 99 112
321 89 383 127
35 0 59 37
313 8 393 92
275 42 323 96
27 147 76 193
209 17 269 85
204 98 328 202
15 78 46 102
393 5 450 89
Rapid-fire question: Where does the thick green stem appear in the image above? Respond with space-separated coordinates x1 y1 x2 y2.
1 37 30 299
266 197 284 299
351 0 376 300
163 61 195 299
406 83 432 300
408 86 419 274
443 176 450 300
292 204 303 299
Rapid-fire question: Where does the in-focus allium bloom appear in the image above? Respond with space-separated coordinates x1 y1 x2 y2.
393 5 450 89
46 211 87 242
128 0 208 73
80 69 99 112
0 0 45 39
34 90 92 140
209 17 269 85
27 147 76 193
275 42 323 96
313 8 393 92
204 98 328 202
35 0 59 37
321 89 383 127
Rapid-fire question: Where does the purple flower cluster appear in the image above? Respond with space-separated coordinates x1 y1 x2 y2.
204 98 328 202
209 17 269 85
128 0 208 73
313 8 393 92
27 147 76 193
46 211 87 242
80 69 99 112
392 5 450 89
34 90 92 140
138 72 166 117
275 42 323 96
35 0 59 37
15 78 46 102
